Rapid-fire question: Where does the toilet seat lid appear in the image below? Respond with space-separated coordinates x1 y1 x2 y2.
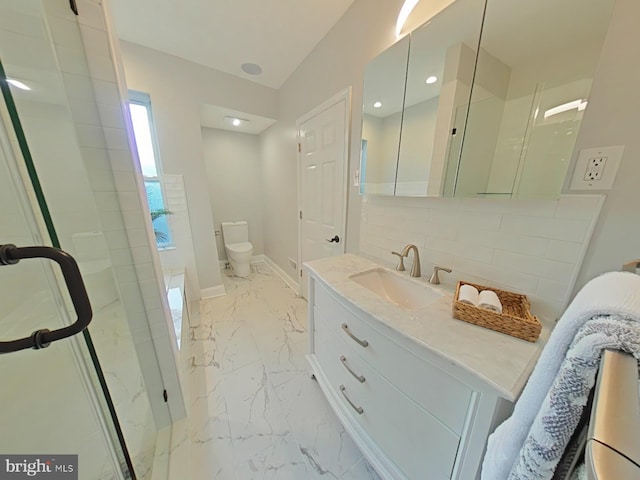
226 242 253 254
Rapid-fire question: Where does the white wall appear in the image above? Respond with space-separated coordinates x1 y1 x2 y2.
260 0 407 280
201 127 265 261
120 42 278 296
566 0 640 292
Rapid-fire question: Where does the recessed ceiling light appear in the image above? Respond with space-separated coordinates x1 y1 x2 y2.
425 76 438 84
7 79 31 90
373 101 383 108
241 63 262 76
225 116 250 127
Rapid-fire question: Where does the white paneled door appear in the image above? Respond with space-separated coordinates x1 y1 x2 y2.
298 90 350 298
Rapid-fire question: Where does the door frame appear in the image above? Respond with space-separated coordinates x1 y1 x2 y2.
296 87 352 294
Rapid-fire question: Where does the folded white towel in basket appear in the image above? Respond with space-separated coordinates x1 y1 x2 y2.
481 271 640 480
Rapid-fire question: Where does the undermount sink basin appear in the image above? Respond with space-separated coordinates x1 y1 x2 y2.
349 268 443 311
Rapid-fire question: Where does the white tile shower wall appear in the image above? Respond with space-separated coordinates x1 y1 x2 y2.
359 194 605 320
158 174 201 303
42 0 186 426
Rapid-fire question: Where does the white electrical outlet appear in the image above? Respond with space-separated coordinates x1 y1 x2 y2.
583 156 606 181
570 145 624 191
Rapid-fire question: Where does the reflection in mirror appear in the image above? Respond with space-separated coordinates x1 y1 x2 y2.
360 36 410 196
396 0 485 196
453 0 615 198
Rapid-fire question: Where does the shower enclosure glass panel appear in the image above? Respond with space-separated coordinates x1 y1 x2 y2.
0 1 159 478
0 99 124 478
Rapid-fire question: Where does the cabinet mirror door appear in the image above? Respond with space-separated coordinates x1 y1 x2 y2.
453 0 616 198
397 0 486 197
360 36 410 196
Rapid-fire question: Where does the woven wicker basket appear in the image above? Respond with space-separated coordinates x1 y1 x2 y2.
452 281 541 342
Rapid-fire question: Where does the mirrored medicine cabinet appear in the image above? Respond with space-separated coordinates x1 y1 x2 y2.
360 0 616 198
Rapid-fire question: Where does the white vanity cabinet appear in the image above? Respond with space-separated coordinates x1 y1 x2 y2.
306 267 531 480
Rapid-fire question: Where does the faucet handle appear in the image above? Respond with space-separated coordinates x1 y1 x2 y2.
429 266 452 285
391 251 405 271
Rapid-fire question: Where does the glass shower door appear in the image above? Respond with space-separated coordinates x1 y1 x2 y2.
0 1 160 478
0 106 126 477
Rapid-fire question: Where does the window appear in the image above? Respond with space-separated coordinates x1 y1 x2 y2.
129 91 173 248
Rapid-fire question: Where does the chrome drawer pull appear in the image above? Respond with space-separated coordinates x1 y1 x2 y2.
340 384 364 415
340 355 366 383
341 323 369 348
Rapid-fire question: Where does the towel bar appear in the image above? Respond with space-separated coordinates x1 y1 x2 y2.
585 350 640 479
622 259 640 273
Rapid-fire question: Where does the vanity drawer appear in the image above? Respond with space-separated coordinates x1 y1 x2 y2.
313 283 472 435
314 315 460 480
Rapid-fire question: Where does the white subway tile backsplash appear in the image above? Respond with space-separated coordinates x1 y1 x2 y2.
507 199 557 217
546 240 582 264
452 256 540 293
456 211 502 231
536 278 571 304
361 195 603 319
426 236 494 264
501 215 590 242
459 229 549 257
555 195 604 219
428 208 461 226
493 250 574 283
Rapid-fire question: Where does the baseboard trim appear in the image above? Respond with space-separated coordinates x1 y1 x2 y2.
263 255 301 295
219 254 265 269
200 284 226 300
251 254 266 264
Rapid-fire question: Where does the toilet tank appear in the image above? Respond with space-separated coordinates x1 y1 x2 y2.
221 221 248 245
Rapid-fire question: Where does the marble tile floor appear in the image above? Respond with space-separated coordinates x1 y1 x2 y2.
182 263 381 479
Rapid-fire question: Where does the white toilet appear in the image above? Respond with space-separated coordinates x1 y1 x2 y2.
221 221 254 277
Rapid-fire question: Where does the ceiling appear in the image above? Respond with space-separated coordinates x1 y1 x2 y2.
109 0 356 90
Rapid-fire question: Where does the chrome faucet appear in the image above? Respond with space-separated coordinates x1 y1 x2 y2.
429 266 452 284
400 244 421 277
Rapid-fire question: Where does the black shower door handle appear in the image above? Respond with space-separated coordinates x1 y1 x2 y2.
0 244 93 353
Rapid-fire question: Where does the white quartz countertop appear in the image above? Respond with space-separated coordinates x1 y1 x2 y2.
305 254 549 401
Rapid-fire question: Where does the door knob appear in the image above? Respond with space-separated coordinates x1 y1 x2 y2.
326 235 340 243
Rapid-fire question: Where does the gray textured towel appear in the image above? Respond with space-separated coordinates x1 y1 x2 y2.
508 315 640 479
